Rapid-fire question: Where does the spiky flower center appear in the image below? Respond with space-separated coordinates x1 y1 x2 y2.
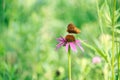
65 35 75 42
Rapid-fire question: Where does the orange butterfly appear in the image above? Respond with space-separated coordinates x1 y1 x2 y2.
67 23 80 34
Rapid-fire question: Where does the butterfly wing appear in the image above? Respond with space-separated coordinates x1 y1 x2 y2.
67 23 80 34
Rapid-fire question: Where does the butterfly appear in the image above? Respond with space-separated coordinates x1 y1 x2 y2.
67 23 80 34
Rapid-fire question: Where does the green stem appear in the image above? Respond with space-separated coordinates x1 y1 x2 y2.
116 41 119 80
68 48 71 80
96 0 104 34
96 0 111 70
118 42 120 80
111 0 116 80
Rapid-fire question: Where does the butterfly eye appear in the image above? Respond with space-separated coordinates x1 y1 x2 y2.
67 23 80 34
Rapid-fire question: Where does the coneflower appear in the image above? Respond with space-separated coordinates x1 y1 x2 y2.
56 35 84 52
56 23 84 80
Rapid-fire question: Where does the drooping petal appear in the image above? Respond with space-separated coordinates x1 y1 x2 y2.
56 42 65 50
66 43 69 53
56 36 66 42
56 38 63 42
70 42 77 52
76 40 84 52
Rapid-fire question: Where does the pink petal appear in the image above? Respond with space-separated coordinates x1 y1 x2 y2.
56 36 66 42
75 40 80 43
56 38 63 42
56 42 65 50
70 42 77 52
76 40 84 52
66 43 69 53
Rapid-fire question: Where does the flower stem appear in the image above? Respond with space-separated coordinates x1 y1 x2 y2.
111 0 116 80
68 47 71 80
117 43 119 80
117 39 120 80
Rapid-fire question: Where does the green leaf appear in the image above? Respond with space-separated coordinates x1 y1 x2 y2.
115 23 120 28
78 38 108 62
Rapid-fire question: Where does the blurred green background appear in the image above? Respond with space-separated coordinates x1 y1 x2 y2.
0 0 119 80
